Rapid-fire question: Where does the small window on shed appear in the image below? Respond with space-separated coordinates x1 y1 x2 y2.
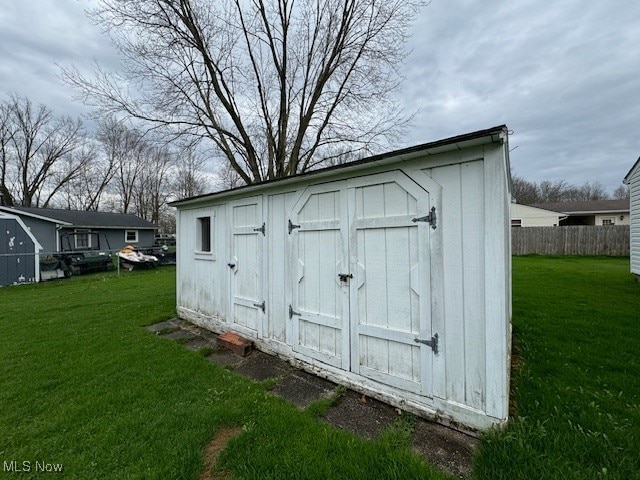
125 230 139 243
197 216 212 252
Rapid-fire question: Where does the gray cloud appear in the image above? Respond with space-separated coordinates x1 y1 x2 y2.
402 0 640 191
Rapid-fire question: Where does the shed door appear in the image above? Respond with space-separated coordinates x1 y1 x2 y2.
229 196 264 338
290 182 350 369
348 172 434 396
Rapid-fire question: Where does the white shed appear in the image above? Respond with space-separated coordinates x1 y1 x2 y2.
624 157 640 278
173 126 512 432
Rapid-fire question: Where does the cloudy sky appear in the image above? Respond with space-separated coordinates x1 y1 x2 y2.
1 0 638 193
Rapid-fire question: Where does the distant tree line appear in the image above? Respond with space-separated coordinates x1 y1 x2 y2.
0 95 212 231
512 175 630 205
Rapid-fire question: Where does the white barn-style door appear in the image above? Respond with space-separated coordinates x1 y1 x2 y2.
229 196 265 338
288 171 437 396
289 182 350 369
348 172 434 396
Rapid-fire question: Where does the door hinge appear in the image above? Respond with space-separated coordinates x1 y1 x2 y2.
412 206 437 229
288 304 301 319
253 222 266 236
288 219 301 234
414 333 439 354
253 300 266 313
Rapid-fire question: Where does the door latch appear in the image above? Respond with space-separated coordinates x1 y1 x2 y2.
338 273 353 282
414 333 439 354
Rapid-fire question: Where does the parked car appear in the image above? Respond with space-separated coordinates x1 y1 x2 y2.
154 233 176 246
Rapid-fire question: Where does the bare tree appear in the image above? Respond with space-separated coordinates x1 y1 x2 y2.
0 95 86 207
97 119 148 214
215 160 245 191
511 174 613 204
577 181 608 201
172 146 210 199
538 179 571 203
0 103 14 204
62 0 425 184
53 138 119 211
612 184 630 199
511 175 539 204
132 145 173 223
97 118 175 221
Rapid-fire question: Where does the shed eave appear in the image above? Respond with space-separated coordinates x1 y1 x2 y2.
623 156 640 184
171 125 508 208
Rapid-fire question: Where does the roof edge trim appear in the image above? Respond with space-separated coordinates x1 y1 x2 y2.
0 206 73 226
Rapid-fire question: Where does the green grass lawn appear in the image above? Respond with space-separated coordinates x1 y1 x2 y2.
1 258 638 479
0 268 442 480
475 256 640 479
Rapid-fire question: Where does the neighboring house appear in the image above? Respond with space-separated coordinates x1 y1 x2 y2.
172 125 512 432
510 203 566 227
0 206 157 254
0 211 42 286
624 158 640 278
530 199 631 226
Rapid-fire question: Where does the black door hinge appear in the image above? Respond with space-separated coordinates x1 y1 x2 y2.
412 206 437 229
414 333 439 354
288 219 301 234
253 300 266 313
253 222 266 236
289 304 301 319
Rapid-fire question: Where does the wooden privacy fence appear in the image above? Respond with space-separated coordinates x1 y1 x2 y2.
512 225 630 256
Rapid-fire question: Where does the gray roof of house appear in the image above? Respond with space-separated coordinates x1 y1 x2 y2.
529 199 630 214
0 206 156 229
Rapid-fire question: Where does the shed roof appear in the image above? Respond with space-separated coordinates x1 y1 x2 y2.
529 199 630 215
171 125 509 207
0 206 156 229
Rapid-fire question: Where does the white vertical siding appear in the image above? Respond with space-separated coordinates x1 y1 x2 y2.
177 205 227 326
429 164 466 405
483 144 511 420
630 172 640 275
461 161 487 411
427 160 488 412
